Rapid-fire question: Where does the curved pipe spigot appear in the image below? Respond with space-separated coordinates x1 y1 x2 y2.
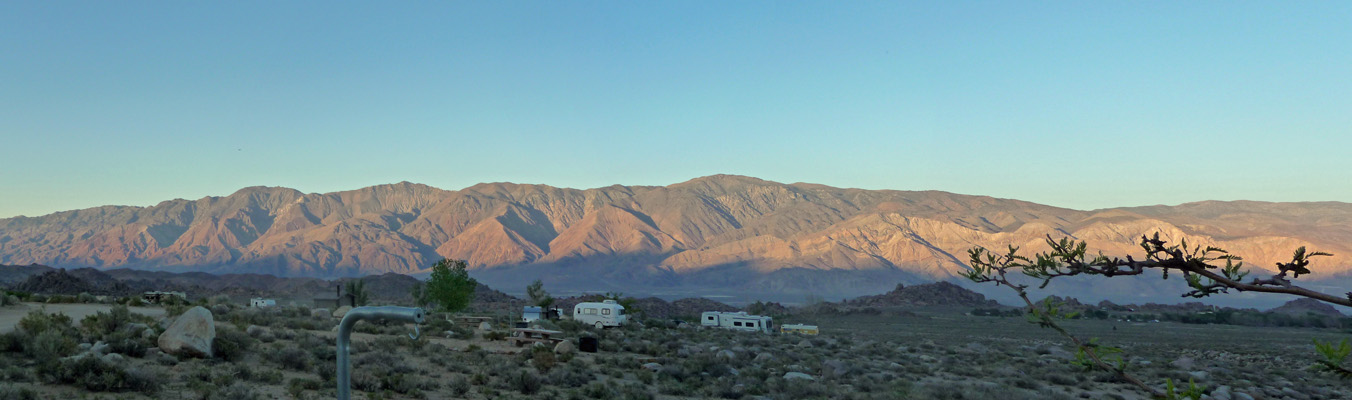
336 306 425 400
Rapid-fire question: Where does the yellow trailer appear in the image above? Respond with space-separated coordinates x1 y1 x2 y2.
779 323 819 335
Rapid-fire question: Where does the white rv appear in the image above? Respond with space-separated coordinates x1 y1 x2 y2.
701 311 773 333
572 300 627 329
249 298 276 308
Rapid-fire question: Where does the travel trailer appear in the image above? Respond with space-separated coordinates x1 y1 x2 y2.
701 311 774 333
572 300 627 329
779 323 819 335
522 306 563 322
250 298 277 307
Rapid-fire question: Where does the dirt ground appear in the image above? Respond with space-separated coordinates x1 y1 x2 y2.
0 302 165 333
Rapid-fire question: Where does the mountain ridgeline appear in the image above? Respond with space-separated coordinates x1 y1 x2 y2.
2 175 1351 300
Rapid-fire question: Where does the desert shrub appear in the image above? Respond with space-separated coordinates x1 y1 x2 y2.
351 368 382 392
0 385 37 400
0 295 19 307
29 330 77 362
210 382 259 400
557 319 585 334
530 345 557 371
213 326 255 362
446 375 470 395
18 309 75 337
483 330 508 341
80 304 150 340
49 356 160 394
268 346 313 371
104 330 149 358
287 377 323 398
384 372 438 394
508 370 543 394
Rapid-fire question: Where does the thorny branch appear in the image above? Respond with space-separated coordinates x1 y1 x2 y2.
964 234 1343 397
965 245 1164 398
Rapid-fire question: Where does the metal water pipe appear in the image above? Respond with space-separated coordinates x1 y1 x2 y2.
336 306 425 400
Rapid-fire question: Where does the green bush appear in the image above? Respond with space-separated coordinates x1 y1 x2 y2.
509 370 543 394
0 385 37 400
210 382 259 400
29 330 77 361
48 356 160 394
213 326 255 362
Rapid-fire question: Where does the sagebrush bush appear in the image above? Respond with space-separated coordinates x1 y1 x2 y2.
49 356 160 394
213 326 255 362
0 385 37 400
210 382 260 400
509 369 543 394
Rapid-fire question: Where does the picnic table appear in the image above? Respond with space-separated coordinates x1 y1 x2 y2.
449 316 494 326
508 328 565 347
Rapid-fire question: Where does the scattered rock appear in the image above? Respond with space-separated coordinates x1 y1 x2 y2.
311 308 331 318
554 340 575 355
754 352 775 362
90 341 109 356
797 340 813 348
478 321 492 331
716 349 736 360
100 353 125 364
1171 357 1195 370
246 325 266 337
141 328 155 339
784 372 815 381
332 306 353 319
642 362 663 371
1188 371 1210 381
158 306 216 358
823 359 852 378
1232 393 1254 400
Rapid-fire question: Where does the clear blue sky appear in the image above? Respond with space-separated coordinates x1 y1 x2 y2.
3 2 1350 218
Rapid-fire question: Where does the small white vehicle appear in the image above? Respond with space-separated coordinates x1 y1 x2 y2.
572 300 627 329
701 311 773 333
250 298 276 308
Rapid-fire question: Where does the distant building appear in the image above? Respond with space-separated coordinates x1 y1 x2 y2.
313 285 356 309
250 298 277 307
142 291 187 304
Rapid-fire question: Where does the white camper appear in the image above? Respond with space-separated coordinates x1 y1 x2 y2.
250 298 276 308
701 311 773 333
572 300 627 329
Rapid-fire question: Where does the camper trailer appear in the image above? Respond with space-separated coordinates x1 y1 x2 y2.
522 306 563 322
572 300 627 329
779 323 819 335
250 298 277 308
701 311 774 333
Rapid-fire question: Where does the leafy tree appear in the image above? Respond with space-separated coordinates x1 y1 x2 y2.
427 259 477 313
410 281 430 308
526 279 554 308
603 291 640 317
344 279 370 307
965 233 1343 399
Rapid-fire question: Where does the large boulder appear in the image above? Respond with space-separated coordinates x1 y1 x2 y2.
158 306 216 358
332 306 353 319
554 340 575 355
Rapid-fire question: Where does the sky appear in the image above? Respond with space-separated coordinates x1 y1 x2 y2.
2 2 1350 218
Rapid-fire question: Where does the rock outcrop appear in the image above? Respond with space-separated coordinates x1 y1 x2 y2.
158 306 216 358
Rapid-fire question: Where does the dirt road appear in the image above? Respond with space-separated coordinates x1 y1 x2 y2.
0 302 166 333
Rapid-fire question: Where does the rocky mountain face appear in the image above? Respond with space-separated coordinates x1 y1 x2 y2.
1269 298 1345 317
2 175 1350 300
842 282 1000 308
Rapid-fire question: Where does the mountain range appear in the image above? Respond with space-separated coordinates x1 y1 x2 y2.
2 175 1350 302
